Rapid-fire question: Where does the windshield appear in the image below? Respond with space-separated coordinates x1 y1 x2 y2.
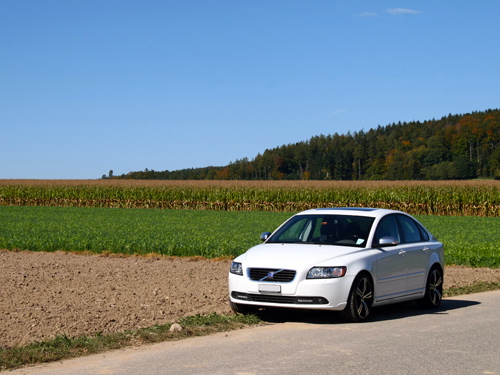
266 214 374 247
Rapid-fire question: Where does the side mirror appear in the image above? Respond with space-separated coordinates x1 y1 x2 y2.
374 236 400 247
260 232 272 242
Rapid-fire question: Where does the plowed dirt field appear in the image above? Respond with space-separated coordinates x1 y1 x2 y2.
1 250 499 348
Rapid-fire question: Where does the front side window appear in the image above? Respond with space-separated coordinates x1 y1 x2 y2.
374 215 400 244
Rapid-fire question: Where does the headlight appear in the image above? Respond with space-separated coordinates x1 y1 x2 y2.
230 261 243 275
307 266 346 279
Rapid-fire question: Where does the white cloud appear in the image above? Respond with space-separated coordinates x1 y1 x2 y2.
386 8 422 16
329 109 347 116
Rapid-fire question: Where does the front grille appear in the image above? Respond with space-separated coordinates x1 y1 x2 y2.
248 268 296 282
232 292 328 305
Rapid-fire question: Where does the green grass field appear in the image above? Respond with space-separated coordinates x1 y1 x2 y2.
0 206 291 258
0 206 498 267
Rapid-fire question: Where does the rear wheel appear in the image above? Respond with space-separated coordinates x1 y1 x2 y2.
417 266 443 309
340 273 374 323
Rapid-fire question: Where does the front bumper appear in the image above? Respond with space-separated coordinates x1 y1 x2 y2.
228 272 354 311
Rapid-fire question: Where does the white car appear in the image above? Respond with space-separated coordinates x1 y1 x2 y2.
228 208 444 322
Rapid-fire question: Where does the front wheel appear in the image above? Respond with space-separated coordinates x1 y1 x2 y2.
340 274 374 323
417 266 443 309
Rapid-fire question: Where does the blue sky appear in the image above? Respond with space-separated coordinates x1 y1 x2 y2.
1 1 499 179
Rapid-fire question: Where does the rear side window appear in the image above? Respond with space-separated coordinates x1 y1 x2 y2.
416 222 429 241
397 215 428 243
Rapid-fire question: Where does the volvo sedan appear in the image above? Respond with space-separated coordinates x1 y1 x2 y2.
228 208 444 322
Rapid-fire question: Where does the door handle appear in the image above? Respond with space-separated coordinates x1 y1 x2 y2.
399 250 406 256
423 247 430 253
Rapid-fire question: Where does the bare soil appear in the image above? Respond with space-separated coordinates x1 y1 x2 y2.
1 250 499 348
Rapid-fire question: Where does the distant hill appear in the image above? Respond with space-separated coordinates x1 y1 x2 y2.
111 109 500 180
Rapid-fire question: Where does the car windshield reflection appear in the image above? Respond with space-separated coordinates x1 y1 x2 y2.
266 215 375 247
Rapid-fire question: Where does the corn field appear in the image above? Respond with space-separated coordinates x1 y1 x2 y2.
1 179 499 216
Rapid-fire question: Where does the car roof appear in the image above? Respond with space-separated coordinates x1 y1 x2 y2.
296 207 403 218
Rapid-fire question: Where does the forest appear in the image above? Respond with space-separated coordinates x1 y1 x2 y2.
110 109 500 181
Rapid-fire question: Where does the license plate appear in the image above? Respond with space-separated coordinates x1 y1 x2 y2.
258 284 281 293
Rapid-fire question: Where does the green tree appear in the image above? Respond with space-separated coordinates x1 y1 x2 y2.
453 155 477 179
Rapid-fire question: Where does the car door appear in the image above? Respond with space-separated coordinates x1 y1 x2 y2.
373 214 408 302
396 214 431 297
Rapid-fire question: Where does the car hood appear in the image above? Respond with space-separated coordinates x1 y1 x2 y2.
239 243 370 270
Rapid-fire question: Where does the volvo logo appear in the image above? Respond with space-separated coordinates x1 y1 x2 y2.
261 269 283 281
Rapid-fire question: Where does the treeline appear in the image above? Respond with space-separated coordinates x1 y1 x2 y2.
111 109 500 180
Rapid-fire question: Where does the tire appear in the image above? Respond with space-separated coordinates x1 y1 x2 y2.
229 300 259 315
340 273 374 323
417 266 443 309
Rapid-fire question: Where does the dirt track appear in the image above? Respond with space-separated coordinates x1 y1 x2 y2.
1 250 499 348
